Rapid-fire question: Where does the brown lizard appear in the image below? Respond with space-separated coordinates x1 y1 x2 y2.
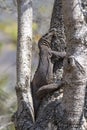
31 29 66 119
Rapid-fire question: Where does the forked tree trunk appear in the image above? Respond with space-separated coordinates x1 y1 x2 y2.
13 0 87 130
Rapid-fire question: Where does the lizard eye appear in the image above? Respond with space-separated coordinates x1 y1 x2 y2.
63 56 75 71
67 56 75 67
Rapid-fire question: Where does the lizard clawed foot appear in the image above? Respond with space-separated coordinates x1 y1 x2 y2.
51 51 66 59
36 81 64 99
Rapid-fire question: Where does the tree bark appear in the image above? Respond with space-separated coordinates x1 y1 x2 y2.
31 0 65 129
50 0 66 82
12 0 35 129
12 0 66 130
81 0 87 22
50 0 66 52
12 0 87 130
81 0 87 119
61 0 87 129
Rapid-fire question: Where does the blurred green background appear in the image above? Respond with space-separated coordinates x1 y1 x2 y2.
0 0 54 129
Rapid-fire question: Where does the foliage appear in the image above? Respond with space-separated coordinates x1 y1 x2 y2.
33 22 38 31
39 6 47 14
0 122 15 130
0 22 17 44
0 75 8 87
0 75 9 114
6 124 15 130
0 43 3 52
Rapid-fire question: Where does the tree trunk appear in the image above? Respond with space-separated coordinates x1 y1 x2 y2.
61 0 87 129
12 0 87 130
50 0 66 52
81 0 87 119
31 0 66 129
12 0 35 129
12 0 66 130
50 0 66 82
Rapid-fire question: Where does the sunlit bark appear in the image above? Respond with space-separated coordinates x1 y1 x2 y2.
12 0 34 129
61 0 87 129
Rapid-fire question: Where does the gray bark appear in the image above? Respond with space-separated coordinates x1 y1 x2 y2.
82 0 87 119
12 0 87 130
81 0 87 22
50 0 66 82
61 0 87 129
12 0 66 130
31 0 65 129
12 0 35 129
50 0 66 52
